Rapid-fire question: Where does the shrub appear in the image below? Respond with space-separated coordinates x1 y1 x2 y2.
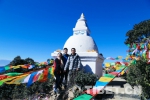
75 70 98 90
127 58 150 99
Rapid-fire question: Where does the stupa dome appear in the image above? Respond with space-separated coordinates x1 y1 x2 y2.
63 35 98 53
63 13 99 53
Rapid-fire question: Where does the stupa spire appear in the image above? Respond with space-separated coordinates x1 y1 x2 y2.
73 13 90 35
78 13 86 21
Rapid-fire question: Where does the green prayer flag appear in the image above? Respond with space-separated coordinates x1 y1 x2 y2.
119 65 126 69
103 74 115 78
133 43 136 49
0 81 3 86
73 94 93 100
143 53 146 59
127 44 130 47
141 44 144 49
132 60 136 64
110 63 115 66
5 73 23 76
115 57 119 60
4 66 10 70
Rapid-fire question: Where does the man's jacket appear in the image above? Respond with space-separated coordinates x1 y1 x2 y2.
62 54 69 66
64 53 81 71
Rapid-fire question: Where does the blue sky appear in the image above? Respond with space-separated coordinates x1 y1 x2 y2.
0 0 150 62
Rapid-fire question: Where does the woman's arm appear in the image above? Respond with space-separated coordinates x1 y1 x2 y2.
55 58 60 72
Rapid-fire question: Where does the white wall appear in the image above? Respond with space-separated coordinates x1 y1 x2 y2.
96 58 103 77
81 58 103 77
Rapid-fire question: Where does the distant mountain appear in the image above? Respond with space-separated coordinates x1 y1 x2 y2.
0 60 11 66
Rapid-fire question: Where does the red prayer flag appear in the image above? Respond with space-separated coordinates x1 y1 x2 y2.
109 72 119 76
39 67 49 82
0 75 8 80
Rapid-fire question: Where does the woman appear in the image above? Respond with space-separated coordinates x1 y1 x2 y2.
53 52 64 94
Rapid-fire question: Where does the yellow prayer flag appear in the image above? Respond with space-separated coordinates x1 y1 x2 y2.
13 66 20 69
99 77 113 82
121 70 125 75
118 56 122 59
5 75 28 84
105 63 110 67
148 43 150 50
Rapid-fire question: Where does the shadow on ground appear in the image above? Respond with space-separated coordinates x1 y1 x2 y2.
93 90 114 100
107 80 127 88
94 78 127 100
56 90 69 100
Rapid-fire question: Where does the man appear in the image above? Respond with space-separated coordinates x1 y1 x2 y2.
64 48 81 88
59 48 69 87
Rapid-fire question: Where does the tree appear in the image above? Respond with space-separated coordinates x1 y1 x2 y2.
25 57 35 65
124 19 150 99
8 56 36 72
127 58 150 99
10 56 35 66
125 19 150 44
10 56 26 66
75 70 98 90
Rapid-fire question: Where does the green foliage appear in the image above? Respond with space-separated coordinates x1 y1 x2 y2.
3 56 51 74
10 56 26 66
75 70 98 89
127 58 150 98
0 56 55 99
25 57 35 65
12 84 29 99
10 56 35 65
0 78 54 99
0 84 15 99
72 71 98 98
125 19 150 44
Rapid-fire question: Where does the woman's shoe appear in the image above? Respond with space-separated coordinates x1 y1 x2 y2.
54 89 58 95
64 85 67 89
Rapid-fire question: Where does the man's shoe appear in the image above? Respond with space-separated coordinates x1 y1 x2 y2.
59 84 61 87
59 87 62 91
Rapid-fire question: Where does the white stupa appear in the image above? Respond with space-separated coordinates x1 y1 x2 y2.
51 13 104 77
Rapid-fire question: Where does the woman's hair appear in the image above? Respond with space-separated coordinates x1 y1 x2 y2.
57 52 62 56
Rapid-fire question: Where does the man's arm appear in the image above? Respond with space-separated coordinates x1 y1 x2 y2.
64 57 70 71
77 56 81 69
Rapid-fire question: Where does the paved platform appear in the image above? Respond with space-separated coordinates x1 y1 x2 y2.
94 77 141 100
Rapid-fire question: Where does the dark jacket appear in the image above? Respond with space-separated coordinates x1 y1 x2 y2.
62 54 69 67
64 53 81 71
54 58 61 74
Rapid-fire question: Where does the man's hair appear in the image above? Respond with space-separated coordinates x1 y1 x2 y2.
71 48 76 51
64 48 68 50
